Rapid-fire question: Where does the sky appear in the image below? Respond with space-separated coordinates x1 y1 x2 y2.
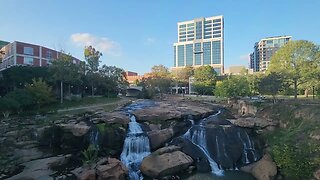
1 0 320 74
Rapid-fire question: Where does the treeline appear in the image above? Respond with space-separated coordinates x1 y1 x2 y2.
138 40 320 100
0 46 127 116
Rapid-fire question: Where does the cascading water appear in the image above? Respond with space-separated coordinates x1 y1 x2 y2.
183 111 224 176
120 114 151 180
238 131 258 164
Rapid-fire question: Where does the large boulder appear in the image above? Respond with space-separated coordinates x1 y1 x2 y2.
140 146 193 178
72 158 128 180
99 111 130 126
170 137 211 172
241 154 277 180
314 168 320 180
96 158 128 180
72 167 96 180
7 155 71 180
147 128 174 150
59 121 90 136
132 107 182 122
228 117 277 129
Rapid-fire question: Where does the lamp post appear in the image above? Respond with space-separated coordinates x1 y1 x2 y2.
313 86 315 100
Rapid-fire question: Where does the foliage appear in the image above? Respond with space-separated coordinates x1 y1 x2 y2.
247 73 262 96
268 40 320 99
193 66 217 95
84 46 102 73
26 78 55 110
258 73 283 102
5 89 35 112
215 75 250 98
150 64 170 78
271 144 318 180
0 96 19 118
82 144 98 165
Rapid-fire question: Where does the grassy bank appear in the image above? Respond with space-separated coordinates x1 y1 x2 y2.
261 103 320 179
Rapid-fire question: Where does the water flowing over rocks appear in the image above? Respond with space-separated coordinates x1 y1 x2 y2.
240 154 277 180
140 145 193 178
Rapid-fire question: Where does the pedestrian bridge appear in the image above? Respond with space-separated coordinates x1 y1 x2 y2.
126 86 142 97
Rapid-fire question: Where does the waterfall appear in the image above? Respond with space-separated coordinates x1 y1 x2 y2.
237 130 258 164
89 128 99 149
121 115 151 180
183 111 224 176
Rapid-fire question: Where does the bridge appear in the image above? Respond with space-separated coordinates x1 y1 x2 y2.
126 86 143 97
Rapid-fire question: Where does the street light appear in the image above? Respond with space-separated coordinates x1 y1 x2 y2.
313 86 315 100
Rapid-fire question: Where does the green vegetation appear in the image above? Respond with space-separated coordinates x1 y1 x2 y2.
82 144 98 165
268 40 320 99
263 104 320 179
193 65 217 95
215 75 250 98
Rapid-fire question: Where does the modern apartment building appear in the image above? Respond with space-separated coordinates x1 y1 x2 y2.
249 35 291 72
173 15 224 75
0 41 81 71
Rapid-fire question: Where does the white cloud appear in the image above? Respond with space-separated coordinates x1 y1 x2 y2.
240 54 250 61
70 33 120 56
144 37 156 45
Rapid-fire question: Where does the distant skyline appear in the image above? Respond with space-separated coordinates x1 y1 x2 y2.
1 0 320 74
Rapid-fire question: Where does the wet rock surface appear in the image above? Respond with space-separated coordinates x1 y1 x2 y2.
140 145 193 178
241 154 277 180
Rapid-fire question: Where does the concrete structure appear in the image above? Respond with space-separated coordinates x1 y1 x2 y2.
173 15 224 75
250 36 291 72
0 41 81 71
224 66 247 75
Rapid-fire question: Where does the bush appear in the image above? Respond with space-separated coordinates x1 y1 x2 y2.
0 97 20 118
5 89 35 112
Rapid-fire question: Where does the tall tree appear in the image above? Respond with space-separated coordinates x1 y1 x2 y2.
215 75 250 98
49 53 82 103
268 40 320 99
258 73 283 103
172 66 194 95
193 65 217 95
148 65 172 97
26 78 54 111
84 46 103 96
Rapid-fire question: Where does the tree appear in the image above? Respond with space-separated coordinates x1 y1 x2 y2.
146 65 172 97
268 40 320 99
215 75 250 98
49 53 82 103
84 46 102 96
258 73 283 103
172 66 194 95
26 78 55 111
0 97 19 118
193 66 217 95
98 65 128 97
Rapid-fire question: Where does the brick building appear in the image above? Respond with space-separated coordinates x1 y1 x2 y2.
0 41 81 71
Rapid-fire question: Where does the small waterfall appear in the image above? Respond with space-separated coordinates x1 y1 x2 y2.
238 131 258 164
89 129 100 149
121 115 151 180
183 112 224 176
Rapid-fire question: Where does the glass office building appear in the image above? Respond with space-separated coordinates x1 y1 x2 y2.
173 16 224 75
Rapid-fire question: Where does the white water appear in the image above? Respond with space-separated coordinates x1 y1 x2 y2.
237 131 258 164
121 115 151 180
183 111 224 176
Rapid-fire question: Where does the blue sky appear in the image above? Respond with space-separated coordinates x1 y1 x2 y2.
1 0 320 74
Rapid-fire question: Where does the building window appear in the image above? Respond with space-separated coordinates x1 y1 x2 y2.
203 42 211 65
186 44 193 66
213 19 221 23
24 47 34 55
46 51 52 59
174 46 176 67
213 68 221 75
212 41 221 64
195 43 201 65
178 45 185 67
24 57 33 65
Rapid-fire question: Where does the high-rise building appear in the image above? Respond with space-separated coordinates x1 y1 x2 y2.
0 41 81 71
250 35 291 72
173 15 224 75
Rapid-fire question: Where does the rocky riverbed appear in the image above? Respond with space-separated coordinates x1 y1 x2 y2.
0 97 282 180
